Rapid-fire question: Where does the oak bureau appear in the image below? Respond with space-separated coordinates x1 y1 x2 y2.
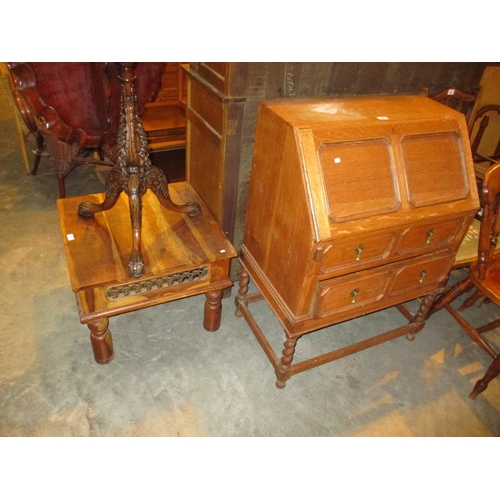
235 95 480 388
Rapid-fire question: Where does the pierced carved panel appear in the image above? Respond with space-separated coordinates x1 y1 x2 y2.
105 267 209 300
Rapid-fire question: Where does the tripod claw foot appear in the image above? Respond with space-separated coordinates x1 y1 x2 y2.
128 254 144 278
186 202 202 217
78 201 98 218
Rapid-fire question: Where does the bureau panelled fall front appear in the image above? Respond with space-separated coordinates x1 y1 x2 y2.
235 95 480 388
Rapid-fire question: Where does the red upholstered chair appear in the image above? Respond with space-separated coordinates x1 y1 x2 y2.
6 62 163 197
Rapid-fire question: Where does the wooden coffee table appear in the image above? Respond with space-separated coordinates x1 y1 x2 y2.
57 181 236 364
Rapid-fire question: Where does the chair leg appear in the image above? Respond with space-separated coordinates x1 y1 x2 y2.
42 134 77 199
58 177 66 198
477 317 500 334
429 276 472 314
444 304 497 358
32 133 45 176
458 288 484 311
470 353 500 399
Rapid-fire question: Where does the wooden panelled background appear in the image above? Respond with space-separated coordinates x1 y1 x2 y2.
191 62 486 99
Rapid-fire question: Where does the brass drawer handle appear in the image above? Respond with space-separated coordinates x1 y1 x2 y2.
354 244 365 261
419 269 428 283
425 229 434 244
350 288 360 303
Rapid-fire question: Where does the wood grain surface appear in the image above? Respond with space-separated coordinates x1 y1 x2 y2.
58 181 236 293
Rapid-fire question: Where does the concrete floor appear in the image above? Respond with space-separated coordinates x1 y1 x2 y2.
1 93 500 440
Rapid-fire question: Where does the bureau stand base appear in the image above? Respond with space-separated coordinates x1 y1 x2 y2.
235 268 440 388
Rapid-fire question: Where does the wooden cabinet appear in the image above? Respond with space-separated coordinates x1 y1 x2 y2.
236 95 480 388
183 64 248 251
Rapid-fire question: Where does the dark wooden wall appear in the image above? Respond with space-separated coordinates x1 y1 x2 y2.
277 62 486 97
190 62 487 99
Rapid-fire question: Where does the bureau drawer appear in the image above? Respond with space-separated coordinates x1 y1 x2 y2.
390 251 454 296
312 268 391 318
311 251 454 320
320 216 466 277
320 232 396 275
396 218 464 255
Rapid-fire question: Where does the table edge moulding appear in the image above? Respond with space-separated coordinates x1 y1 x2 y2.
235 94 480 388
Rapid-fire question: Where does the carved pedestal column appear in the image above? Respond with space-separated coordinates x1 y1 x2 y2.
77 62 200 278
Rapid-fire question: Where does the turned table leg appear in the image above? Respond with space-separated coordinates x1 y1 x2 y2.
88 317 114 364
203 290 223 332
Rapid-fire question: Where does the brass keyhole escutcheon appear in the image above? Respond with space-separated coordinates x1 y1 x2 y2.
419 269 428 283
354 244 365 261
350 288 360 303
425 229 434 245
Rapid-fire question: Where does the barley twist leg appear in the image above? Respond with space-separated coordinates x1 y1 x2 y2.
235 268 250 318
275 336 297 389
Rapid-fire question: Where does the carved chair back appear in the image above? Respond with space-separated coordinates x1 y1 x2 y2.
428 85 483 133
469 105 500 180
6 63 162 197
475 161 500 282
